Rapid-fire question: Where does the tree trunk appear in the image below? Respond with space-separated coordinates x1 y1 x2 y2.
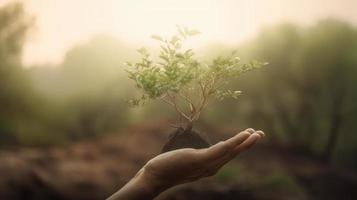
322 92 345 162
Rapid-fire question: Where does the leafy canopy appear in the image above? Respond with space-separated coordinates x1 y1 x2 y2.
125 26 267 124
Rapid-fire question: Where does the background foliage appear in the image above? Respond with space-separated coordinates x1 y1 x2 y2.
1 3 357 171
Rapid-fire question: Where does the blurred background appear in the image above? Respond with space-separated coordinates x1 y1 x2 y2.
0 0 357 199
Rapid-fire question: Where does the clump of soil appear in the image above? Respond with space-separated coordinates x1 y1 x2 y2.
162 125 211 153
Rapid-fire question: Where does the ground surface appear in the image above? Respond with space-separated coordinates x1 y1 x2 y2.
0 123 356 200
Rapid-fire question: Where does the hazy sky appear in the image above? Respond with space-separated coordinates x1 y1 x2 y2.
1 0 357 66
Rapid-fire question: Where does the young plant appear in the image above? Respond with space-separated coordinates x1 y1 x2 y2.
125 27 267 151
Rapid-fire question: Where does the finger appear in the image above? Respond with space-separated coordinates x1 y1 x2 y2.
256 130 265 137
224 130 252 148
234 133 261 153
203 131 251 160
245 128 255 134
211 133 262 170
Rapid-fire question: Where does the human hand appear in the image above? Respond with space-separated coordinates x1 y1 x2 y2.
107 128 264 200
141 128 264 189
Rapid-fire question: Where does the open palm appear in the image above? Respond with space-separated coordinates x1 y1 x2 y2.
142 128 264 188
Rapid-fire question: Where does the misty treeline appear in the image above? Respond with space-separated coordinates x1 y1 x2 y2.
1 3 357 169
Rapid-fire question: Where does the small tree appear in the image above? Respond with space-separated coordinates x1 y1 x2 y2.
125 27 267 151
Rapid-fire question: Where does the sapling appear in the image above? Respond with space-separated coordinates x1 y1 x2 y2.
125 27 267 152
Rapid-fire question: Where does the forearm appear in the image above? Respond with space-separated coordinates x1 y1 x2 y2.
106 169 167 200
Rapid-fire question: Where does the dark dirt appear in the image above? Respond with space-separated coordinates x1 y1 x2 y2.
162 127 211 153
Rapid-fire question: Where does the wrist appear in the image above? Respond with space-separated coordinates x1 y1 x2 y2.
136 168 170 196
107 167 171 200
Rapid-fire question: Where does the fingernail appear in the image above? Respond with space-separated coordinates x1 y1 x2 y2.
245 128 255 134
256 130 265 137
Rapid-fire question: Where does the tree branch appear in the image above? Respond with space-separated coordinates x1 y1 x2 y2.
165 92 191 121
192 81 209 121
178 91 196 114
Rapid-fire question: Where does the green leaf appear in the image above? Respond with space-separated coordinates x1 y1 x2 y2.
151 35 164 41
125 27 265 122
187 29 201 36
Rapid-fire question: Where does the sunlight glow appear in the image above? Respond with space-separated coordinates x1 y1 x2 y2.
5 0 356 66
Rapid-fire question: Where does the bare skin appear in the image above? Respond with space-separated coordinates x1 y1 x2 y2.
107 128 265 200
